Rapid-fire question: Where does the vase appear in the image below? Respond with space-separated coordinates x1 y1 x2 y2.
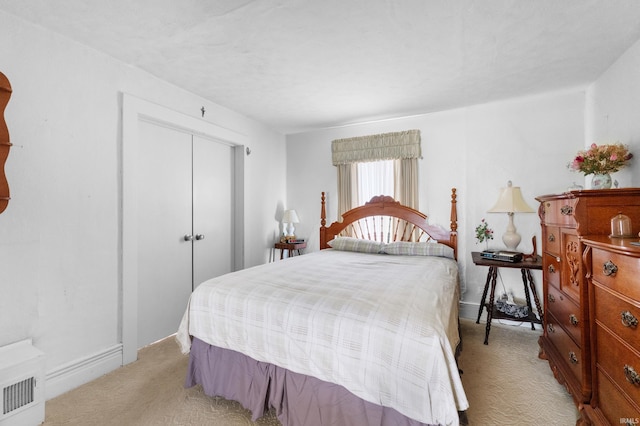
591 173 612 189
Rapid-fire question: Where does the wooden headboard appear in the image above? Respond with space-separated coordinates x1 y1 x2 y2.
320 188 458 259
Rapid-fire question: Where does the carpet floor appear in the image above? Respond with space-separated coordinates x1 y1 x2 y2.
43 319 579 425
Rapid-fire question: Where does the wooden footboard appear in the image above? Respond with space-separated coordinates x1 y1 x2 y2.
320 188 458 259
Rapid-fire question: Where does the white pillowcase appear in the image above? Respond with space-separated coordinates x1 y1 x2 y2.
382 241 454 259
327 237 383 254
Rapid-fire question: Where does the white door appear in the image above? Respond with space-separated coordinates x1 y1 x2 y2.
192 135 234 288
136 122 236 348
137 121 194 348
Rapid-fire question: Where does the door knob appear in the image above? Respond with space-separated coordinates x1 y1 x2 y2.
184 234 194 241
195 234 205 240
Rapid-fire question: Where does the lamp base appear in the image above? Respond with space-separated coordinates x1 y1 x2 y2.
502 232 521 251
502 212 521 251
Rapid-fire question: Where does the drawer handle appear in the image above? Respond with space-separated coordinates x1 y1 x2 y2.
560 205 573 215
621 311 639 328
547 264 556 274
569 314 579 326
624 365 640 386
569 351 578 365
547 324 555 333
548 233 555 242
548 294 555 303
603 260 618 276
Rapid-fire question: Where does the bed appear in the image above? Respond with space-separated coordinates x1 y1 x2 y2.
176 189 468 426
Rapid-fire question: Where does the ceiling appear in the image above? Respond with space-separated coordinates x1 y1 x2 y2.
2 0 640 134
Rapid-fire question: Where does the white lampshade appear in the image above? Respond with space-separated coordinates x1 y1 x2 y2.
488 181 535 214
488 181 535 251
282 209 299 224
282 209 299 237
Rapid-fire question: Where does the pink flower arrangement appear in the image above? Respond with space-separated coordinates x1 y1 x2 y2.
569 143 633 175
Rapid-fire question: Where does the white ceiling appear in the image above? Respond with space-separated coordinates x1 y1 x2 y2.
2 0 640 134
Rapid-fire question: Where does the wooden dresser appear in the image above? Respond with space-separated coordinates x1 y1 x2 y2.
582 236 640 425
536 189 640 424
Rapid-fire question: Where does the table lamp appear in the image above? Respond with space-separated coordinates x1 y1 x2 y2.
282 209 300 238
488 181 535 251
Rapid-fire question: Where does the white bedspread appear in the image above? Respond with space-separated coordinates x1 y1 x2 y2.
177 249 469 426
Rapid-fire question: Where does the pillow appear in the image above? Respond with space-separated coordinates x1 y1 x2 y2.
327 237 383 254
382 241 454 259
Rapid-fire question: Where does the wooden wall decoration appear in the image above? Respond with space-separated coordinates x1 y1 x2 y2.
0 71 11 214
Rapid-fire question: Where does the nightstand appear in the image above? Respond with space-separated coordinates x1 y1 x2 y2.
274 241 307 260
472 251 543 344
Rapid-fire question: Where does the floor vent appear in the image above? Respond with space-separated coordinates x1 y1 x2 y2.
0 340 44 425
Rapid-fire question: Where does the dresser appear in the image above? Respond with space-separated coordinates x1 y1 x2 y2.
536 189 640 424
583 236 640 425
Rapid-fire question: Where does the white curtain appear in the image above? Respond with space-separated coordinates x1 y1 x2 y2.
394 158 419 210
337 163 358 219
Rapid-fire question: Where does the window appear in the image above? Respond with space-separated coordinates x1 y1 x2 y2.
356 160 394 241
357 160 394 205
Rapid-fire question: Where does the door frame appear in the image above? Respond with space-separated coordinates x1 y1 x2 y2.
121 93 247 364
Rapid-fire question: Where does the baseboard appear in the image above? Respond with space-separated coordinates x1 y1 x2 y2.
459 301 482 322
45 344 123 400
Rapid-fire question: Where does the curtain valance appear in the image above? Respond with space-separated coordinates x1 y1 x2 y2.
331 129 421 165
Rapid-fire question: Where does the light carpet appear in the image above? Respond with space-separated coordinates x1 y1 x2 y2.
43 319 579 425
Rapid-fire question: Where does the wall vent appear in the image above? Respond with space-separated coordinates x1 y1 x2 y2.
0 340 45 425
3 377 36 415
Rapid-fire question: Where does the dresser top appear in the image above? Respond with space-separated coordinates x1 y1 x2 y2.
536 188 640 202
582 234 640 256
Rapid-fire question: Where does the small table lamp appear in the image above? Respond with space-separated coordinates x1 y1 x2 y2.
282 209 300 238
488 181 535 251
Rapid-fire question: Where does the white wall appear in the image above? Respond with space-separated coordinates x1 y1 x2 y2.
287 89 586 318
0 11 286 397
586 38 640 187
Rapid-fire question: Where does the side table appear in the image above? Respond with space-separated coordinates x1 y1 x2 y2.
471 251 543 344
275 241 307 260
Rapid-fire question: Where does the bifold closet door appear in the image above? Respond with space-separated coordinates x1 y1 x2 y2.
137 121 193 348
192 135 234 288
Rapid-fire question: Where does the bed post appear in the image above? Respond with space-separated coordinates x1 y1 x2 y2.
320 192 327 249
450 188 458 260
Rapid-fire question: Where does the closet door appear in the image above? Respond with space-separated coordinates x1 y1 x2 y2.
137 120 193 348
192 136 234 288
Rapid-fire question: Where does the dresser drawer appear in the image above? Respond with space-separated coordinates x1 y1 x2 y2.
541 199 577 227
592 248 640 302
596 324 640 404
547 284 581 344
543 225 561 255
546 311 583 386
543 252 561 289
593 284 640 354
596 369 640 425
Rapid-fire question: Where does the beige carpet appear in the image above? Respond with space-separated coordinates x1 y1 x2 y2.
43 319 579 425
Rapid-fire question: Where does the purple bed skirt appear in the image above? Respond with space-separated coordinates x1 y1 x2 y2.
185 337 457 426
